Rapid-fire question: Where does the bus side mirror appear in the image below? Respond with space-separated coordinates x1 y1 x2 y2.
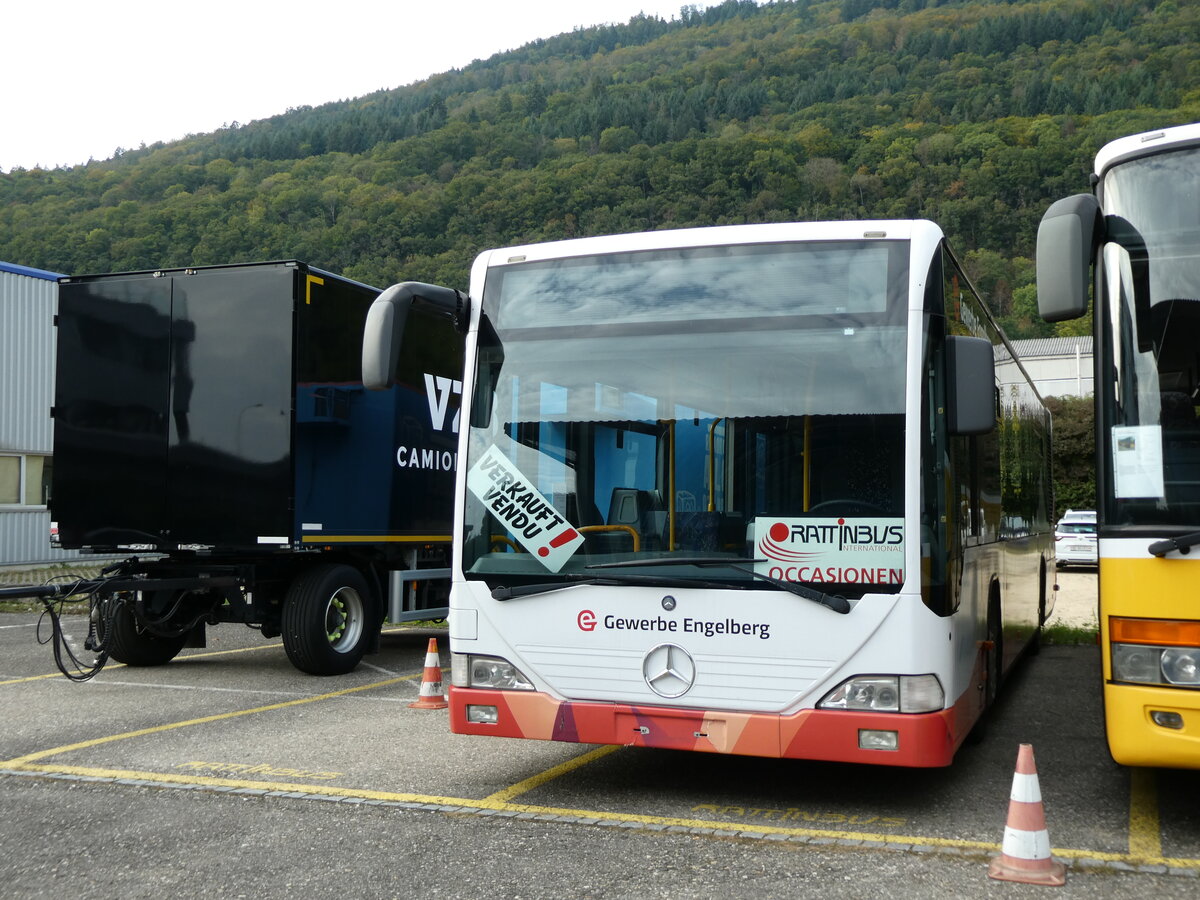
362 281 468 390
947 335 995 436
1036 193 1100 322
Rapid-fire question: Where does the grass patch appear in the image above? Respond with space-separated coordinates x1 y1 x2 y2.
0 595 91 615
1042 622 1099 645
385 619 447 628
0 565 103 614
0 600 45 614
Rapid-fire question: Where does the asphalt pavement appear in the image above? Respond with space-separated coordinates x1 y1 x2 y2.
1 607 1196 899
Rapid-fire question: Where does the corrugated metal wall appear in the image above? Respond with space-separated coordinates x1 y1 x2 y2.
0 266 116 566
0 268 55 454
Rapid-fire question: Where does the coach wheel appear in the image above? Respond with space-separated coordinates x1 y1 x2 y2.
282 564 372 676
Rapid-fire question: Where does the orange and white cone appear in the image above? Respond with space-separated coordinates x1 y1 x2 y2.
988 743 1066 886
409 637 448 709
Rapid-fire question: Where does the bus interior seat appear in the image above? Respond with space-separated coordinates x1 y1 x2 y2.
608 487 658 526
607 487 664 551
1160 391 1197 430
666 511 721 552
1160 392 1200 506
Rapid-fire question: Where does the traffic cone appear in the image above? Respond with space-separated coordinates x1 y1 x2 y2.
409 637 448 709
988 743 1066 886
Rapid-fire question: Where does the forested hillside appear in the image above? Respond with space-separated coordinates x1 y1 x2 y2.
2 0 1197 338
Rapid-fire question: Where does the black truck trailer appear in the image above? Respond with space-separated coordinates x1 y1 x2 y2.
36 260 463 676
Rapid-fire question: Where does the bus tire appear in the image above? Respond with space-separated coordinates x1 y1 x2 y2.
1030 563 1047 656
101 596 188 666
984 591 1003 707
967 591 1003 745
282 564 372 676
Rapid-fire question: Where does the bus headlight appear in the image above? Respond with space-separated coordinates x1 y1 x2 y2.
1110 618 1200 687
1112 645 1200 686
818 674 944 713
451 653 534 691
1111 644 1164 683
1161 648 1200 686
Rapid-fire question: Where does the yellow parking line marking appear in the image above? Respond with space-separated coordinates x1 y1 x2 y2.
1 624 429 686
483 745 620 804
77 680 311 697
0 641 282 686
8 763 468 806
0 667 125 686
0 673 420 767
4 760 1199 869
1128 767 1162 860
182 643 283 659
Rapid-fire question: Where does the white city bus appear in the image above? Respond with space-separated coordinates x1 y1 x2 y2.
365 220 1055 766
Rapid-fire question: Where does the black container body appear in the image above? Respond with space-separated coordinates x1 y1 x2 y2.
52 262 461 553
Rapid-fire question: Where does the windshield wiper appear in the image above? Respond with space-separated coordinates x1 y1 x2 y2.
1148 530 1200 558
491 572 735 600
586 558 851 614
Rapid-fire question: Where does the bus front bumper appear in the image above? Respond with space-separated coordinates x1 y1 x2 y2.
1105 682 1200 769
449 687 964 767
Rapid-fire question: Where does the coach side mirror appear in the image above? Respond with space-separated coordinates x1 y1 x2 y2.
947 335 995 436
1036 193 1100 323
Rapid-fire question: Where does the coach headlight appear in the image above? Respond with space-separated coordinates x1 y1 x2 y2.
1162 648 1200 685
451 653 534 690
1110 618 1200 687
818 674 944 713
1111 644 1162 684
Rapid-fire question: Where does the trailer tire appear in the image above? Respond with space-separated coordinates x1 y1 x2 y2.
102 597 188 667
282 565 372 676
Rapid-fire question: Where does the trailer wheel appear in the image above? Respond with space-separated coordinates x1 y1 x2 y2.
282 565 372 675
101 596 188 667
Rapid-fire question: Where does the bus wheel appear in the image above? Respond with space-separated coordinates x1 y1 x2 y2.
984 594 1003 707
967 594 1003 745
99 595 188 666
1031 565 1047 656
282 565 372 676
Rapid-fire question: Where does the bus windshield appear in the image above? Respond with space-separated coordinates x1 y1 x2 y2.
1100 146 1200 528
462 240 910 594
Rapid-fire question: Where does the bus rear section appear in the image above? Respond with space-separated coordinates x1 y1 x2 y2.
363 221 1053 766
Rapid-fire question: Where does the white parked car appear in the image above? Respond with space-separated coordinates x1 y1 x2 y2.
1055 510 1097 567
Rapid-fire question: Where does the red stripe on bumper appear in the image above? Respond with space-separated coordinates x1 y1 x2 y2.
450 686 970 767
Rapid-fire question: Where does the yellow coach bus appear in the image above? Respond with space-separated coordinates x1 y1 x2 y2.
1038 122 1200 769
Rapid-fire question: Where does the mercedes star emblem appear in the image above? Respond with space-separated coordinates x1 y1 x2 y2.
642 642 696 698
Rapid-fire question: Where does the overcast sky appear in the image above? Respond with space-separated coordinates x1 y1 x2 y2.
3 1 725 172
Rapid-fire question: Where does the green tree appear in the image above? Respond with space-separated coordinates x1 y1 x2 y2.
1045 394 1096 518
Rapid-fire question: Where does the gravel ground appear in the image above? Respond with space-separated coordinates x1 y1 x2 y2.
1049 569 1099 629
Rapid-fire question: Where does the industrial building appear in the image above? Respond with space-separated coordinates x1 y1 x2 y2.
0 260 97 567
1009 336 1094 399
